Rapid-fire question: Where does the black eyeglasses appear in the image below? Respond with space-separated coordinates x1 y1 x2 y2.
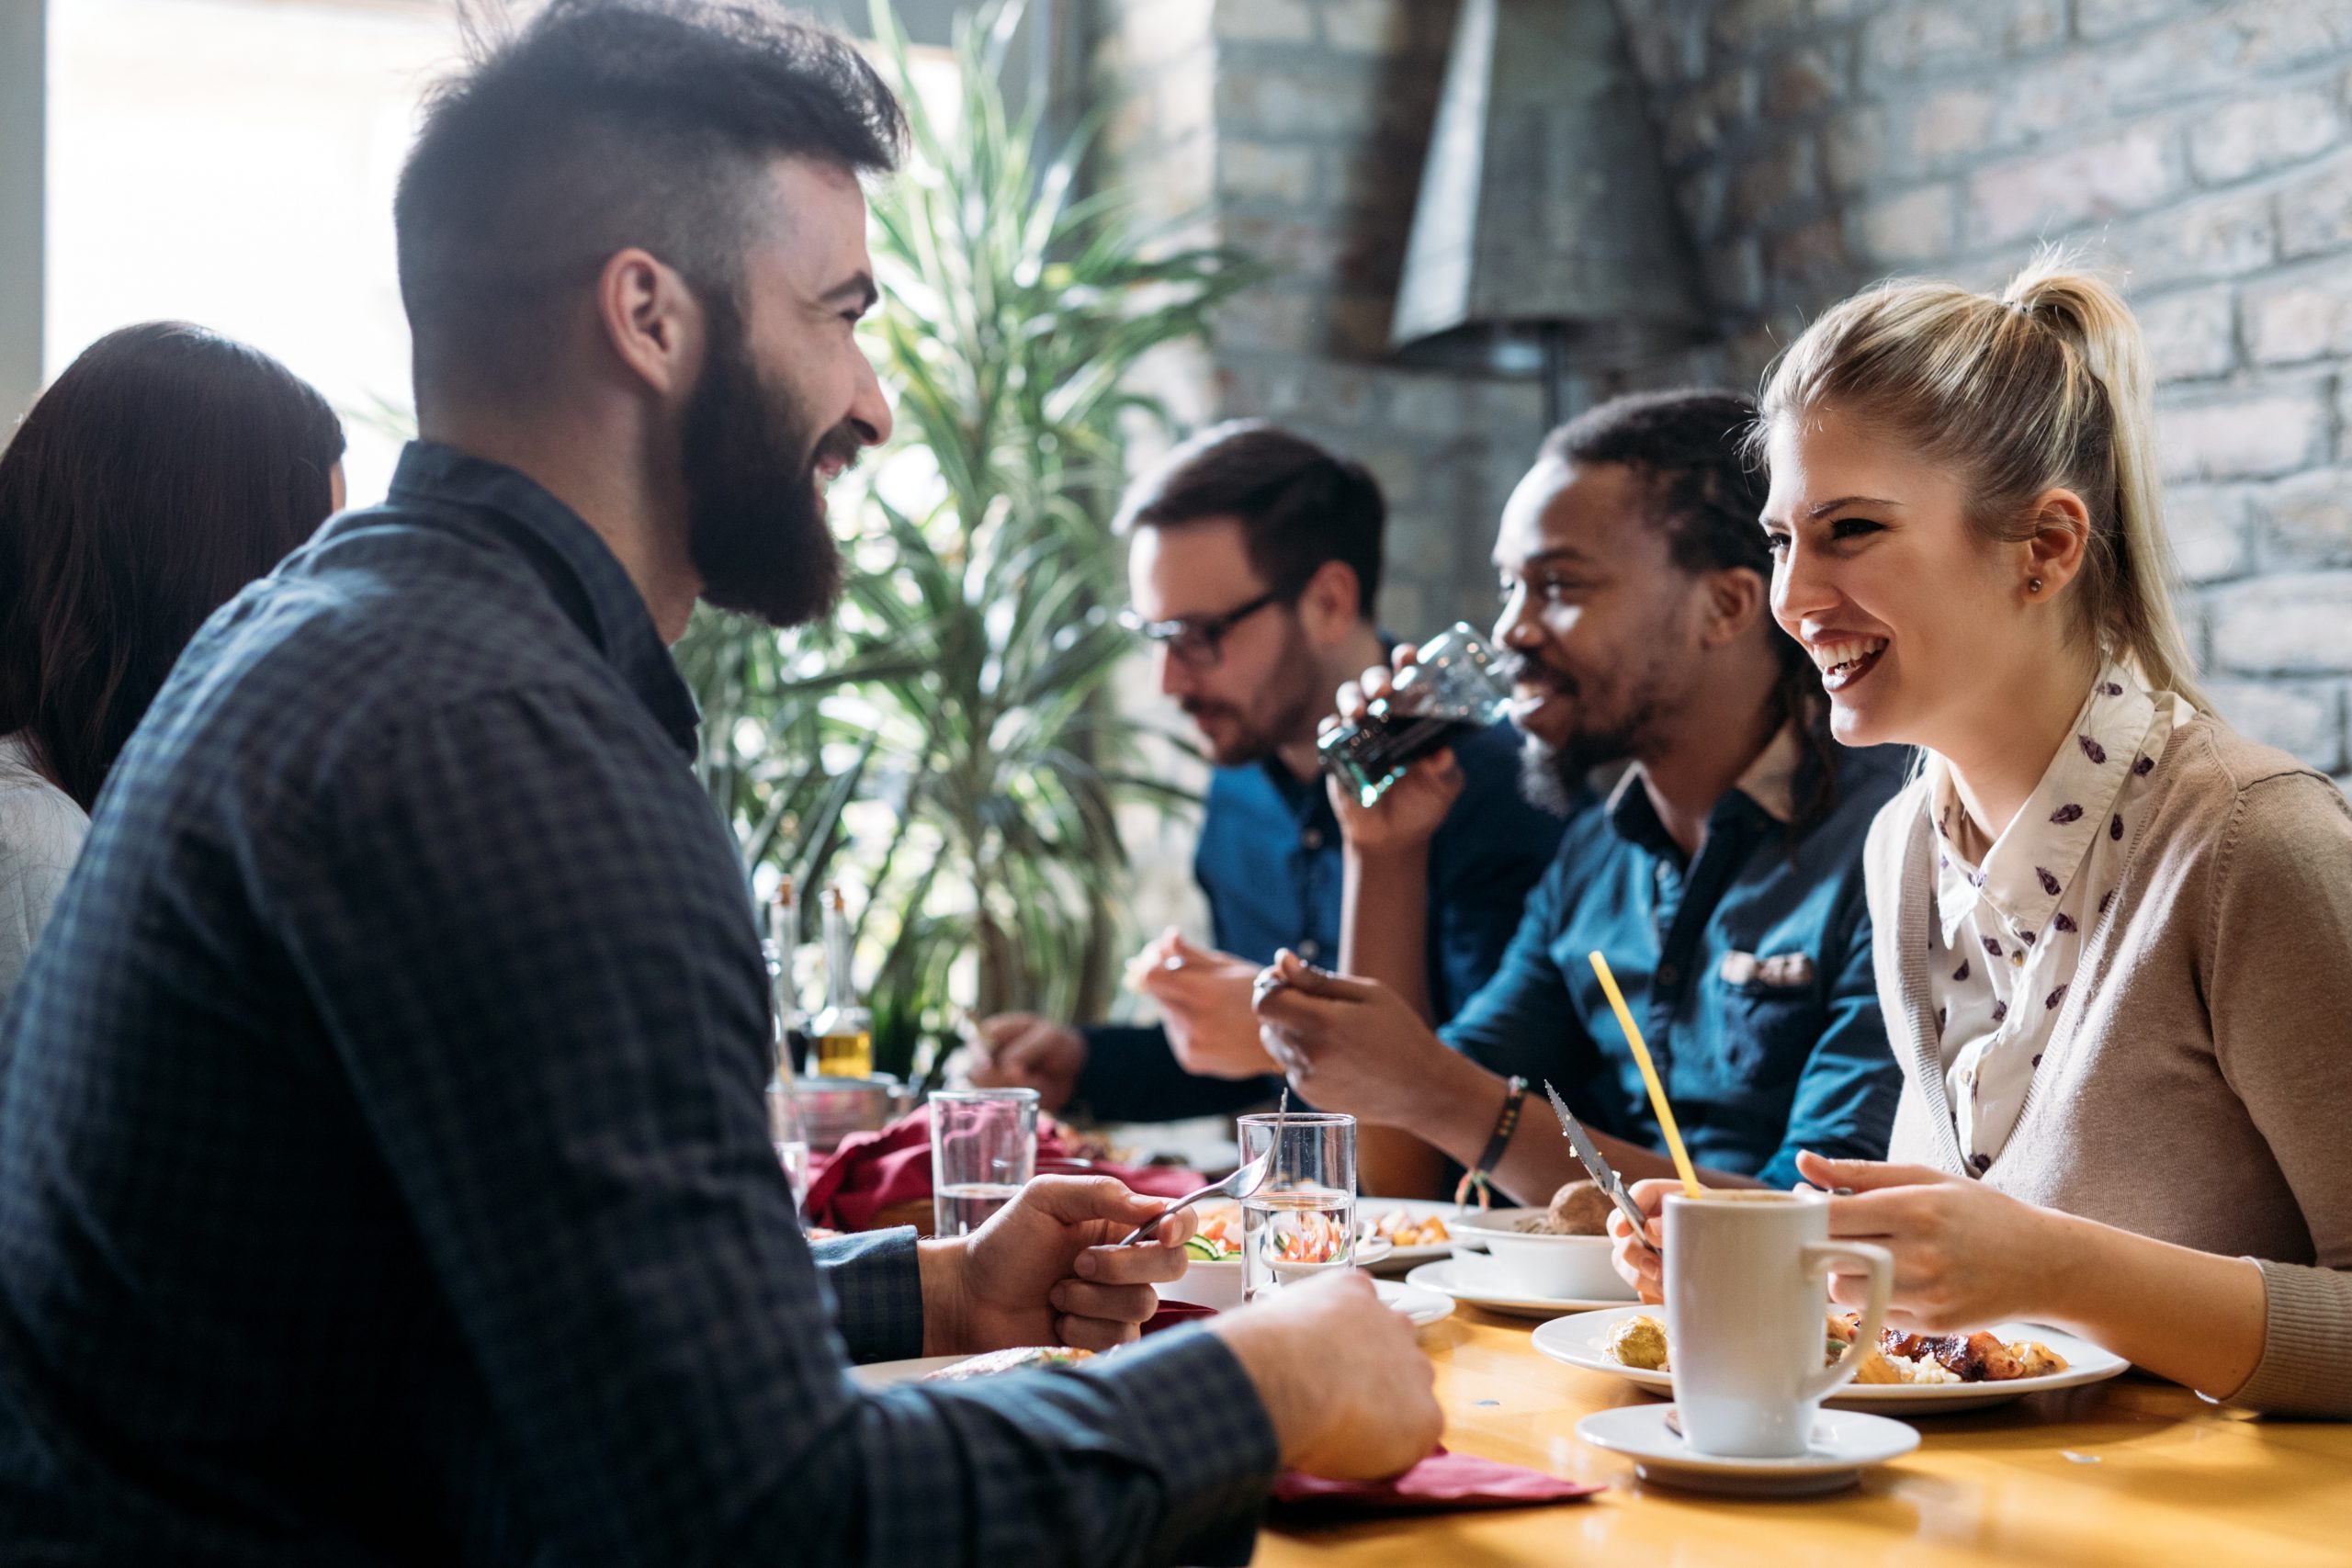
1117 584 1295 669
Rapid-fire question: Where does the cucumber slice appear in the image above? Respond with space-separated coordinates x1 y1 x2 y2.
1183 1235 1223 1261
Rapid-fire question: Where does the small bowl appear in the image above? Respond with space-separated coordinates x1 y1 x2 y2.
1453 1208 1634 1301
793 1075 905 1153
1161 1257 1244 1311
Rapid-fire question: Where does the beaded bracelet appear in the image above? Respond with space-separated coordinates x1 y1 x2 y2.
1453 1075 1527 1210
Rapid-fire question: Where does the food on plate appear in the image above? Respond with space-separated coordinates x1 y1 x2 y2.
1187 1199 1351 1265
1268 1205 1350 1265
1539 1180 1614 1236
1828 1315 2072 1383
1605 1314 1670 1371
922 1347 1096 1382
1185 1204 1241 1263
1368 1209 1453 1247
1604 1313 2072 1384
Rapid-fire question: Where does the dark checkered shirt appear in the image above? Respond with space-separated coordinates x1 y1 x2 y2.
0 441 1278 1565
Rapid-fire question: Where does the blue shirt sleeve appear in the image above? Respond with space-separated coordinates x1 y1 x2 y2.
1755 877 1902 1188
1438 847 1604 1092
290 686 1277 1566
1074 1023 1274 1122
1422 725 1575 1021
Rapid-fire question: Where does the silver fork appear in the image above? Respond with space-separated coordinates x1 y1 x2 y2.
1119 1145 1276 1246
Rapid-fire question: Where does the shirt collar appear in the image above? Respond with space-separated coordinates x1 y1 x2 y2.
1731 720 1804 826
1603 718 1804 852
386 441 702 760
1928 659 2158 942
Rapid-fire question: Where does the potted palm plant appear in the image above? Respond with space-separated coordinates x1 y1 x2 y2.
676 0 1258 1080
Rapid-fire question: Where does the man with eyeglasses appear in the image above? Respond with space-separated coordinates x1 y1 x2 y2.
967 421 1569 1130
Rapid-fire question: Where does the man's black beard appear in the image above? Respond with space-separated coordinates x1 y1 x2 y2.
1516 706 1653 817
682 299 855 629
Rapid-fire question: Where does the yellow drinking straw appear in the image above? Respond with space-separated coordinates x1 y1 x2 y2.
1589 951 1703 1199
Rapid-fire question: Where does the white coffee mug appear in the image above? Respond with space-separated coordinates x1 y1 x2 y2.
1663 1190 1894 1458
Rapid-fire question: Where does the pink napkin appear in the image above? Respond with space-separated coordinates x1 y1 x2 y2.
802 1107 1201 1233
1271 1449 1604 1518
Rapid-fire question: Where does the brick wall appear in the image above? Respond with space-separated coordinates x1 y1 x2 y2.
1090 0 2352 783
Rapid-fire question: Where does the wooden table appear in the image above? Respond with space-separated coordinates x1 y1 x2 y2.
1254 1307 2352 1567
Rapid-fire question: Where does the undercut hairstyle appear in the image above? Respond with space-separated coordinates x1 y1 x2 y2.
394 0 906 412
0 322 344 811
1542 389 1837 822
1115 422 1385 616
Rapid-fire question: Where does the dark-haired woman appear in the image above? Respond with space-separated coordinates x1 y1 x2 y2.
0 321 344 998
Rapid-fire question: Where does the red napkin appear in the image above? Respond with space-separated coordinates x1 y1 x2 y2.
1271 1450 1603 1518
1139 1303 1603 1517
802 1107 1201 1233
1141 1300 1220 1336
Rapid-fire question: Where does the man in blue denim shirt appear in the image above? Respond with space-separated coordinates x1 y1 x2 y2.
1259 392 1903 1199
969 423 1568 1122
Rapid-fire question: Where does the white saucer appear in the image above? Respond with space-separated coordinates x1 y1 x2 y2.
1375 1279 1457 1327
1405 1255 1640 1318
1575 1404 1918 1496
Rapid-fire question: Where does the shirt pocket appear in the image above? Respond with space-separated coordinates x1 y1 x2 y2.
1705 951 1824 1087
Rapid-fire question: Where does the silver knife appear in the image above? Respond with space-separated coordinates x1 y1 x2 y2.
1542 1080 1658 1253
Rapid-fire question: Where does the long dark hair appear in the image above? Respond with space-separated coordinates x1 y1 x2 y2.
0 321 345 810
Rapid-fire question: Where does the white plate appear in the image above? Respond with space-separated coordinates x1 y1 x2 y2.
1359 1199 1484 1271
1164 1236 1394 1311
1532 1306 2131 1415
1376 1279 1457 1328
847 1355 969 1390
1404 1256 1638 1318
1576 1403 1918 1497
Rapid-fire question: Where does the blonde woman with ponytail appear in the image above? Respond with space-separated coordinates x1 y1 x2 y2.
1609 257 2352 1417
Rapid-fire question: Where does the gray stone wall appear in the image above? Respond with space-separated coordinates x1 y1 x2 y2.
1091 0 2352 779
1620 0 2352 779
1094 0 1536 639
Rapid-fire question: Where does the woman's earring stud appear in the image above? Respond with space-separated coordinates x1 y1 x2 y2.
2028 577 2043 593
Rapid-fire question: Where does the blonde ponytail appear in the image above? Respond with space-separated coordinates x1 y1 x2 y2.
1758 252 2207 709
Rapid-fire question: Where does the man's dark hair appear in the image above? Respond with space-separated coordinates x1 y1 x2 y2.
0 322 345 811
1116 421 1385 616
394 0 907 410
1541 388 1836 821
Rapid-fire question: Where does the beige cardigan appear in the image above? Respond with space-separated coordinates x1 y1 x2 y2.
1867 714 2352 1417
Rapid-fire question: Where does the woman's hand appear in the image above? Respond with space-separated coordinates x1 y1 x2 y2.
1607 1179 1672 1303
1798 1151 2064 1333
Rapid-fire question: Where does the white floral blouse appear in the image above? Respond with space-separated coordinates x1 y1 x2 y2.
1924 661 2188 1172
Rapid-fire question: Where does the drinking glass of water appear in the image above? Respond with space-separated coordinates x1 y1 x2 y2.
763 939 811 1211
1237 1111 1356 1303
930 1088 1038 1237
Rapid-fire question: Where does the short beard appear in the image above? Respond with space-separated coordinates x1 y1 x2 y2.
681 292 853 629
1515 703 1660 816
1189 614 1323 767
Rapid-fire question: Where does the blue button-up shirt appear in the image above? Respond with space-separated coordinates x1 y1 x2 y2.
1076 719 1571 1121
0 443 1277 1566
1442 732 1908 1190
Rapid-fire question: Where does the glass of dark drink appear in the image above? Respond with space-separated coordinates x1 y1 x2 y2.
1317 623 1510 807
